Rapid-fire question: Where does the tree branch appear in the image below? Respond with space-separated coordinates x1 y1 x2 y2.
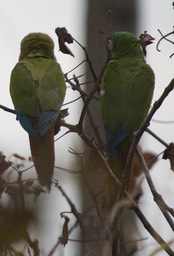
119 78 174 198
136 148 174 229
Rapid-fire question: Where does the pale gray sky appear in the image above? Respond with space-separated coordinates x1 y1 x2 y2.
137 1 174 255
0 0 86 158
0 1 86 255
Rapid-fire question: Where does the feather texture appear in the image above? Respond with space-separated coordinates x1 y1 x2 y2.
10 33 66 189
100 31 155 200
29 127 55 190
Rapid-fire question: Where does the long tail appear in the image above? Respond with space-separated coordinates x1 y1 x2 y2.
108 154 125 205
108 138 132 205
29 126 55 190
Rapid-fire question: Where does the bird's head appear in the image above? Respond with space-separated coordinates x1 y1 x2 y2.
19 32 56 60
107 31 154 58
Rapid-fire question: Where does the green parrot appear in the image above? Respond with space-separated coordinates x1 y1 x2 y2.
10 32 66 190
100 31 155 193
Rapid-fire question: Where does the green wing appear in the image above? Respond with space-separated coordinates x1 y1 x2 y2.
100 58 154 150
9 32 66 189
10 58 66 117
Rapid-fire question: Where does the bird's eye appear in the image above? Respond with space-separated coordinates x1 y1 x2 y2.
139 34 145 39
107 38 113 51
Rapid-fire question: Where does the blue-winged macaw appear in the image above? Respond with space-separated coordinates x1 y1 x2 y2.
10 33 66 190
100 31 155 192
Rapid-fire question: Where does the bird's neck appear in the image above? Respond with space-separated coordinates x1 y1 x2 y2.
111 43 145 60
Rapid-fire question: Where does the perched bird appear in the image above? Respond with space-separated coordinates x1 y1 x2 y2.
10 33 66 190
100 31 155 193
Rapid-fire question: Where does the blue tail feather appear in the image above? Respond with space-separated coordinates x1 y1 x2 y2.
16 108 58 141
38 110 58 136
104 124 128 156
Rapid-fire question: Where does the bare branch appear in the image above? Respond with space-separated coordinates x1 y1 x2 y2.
156 29 174 52
146 128 169 147
120 78 174 198
0 104 15 114
56 184 84 230
136 148 174 228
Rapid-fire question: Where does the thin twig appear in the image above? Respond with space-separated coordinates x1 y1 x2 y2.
56 184 84 230
65 71 104 144
0 104 15 114
25 232 40 256
133 206 174 255
136 148 174 228
78 58 108 127
65 60 87 75
63 96 82 106
146 128 169 147
156 29 174 52
90 140 174 255
120 78 174 198
75 34 109 128
73 38 98 82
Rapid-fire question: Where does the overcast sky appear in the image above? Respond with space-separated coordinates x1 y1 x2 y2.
1 0 173 156
0 1 86 255
0 1 174 255
137 1 174 255
0 0 87 159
